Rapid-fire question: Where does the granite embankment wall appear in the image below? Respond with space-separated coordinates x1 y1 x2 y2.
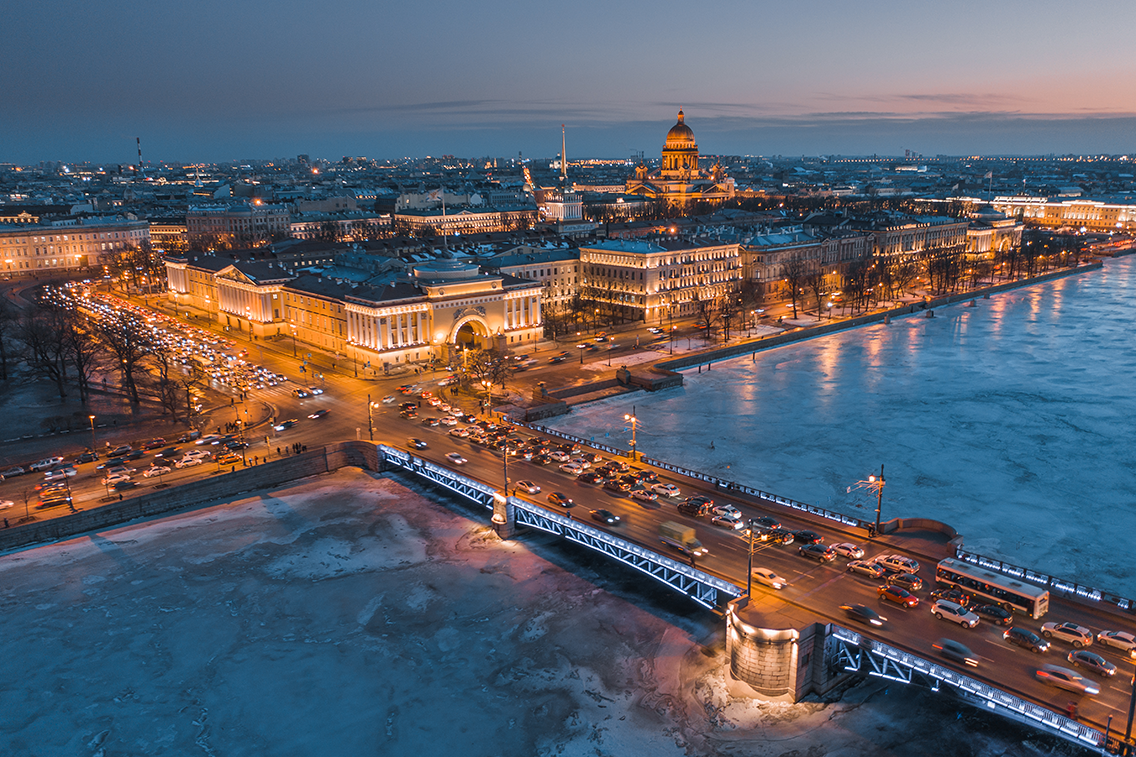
0 442 380 553
654 262 1102 372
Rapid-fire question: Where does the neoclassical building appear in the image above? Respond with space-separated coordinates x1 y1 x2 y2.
625 110 736 206
165 254 542 369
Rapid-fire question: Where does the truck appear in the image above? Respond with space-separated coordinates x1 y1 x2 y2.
659 521 707 558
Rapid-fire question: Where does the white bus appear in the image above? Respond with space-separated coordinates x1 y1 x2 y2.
936 558 1050 620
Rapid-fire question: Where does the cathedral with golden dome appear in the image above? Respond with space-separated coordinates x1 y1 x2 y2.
625 109 735 205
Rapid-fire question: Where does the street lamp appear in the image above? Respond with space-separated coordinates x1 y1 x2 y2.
623 411 638 461
88 415 96 453
868 466 885 535
236 420 247 466
367 394 381 442
290 322 298 357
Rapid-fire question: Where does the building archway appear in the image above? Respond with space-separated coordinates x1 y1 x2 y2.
450 315 492 350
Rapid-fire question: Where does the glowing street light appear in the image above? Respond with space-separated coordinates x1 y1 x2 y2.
624 411 638 461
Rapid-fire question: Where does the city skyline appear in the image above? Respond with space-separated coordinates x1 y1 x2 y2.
4 0 1136 162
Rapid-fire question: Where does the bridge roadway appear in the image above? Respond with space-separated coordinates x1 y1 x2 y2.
379 404 1136 739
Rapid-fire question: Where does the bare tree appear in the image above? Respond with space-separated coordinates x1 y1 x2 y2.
692 290 720 342
803 265 826 316
782 259 807 318
98 315 151 405
0 297 17 381
61 309 103 405
19 303 71 400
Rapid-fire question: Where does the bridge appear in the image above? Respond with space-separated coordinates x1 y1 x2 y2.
375 416 1136 756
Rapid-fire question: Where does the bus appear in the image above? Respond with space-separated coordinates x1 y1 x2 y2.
936 558 1050 620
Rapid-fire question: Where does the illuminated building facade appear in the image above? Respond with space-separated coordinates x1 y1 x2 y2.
1 217 150 273
990 196 1136 233
625 110 736 206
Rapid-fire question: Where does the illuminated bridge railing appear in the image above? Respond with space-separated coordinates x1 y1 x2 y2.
955 549 1136 617
510 498 741 611
378 443 741 611
517 420 868 531
828 625 1104 751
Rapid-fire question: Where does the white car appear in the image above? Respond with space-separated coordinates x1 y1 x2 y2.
1041 622 1094 648
0 500 15 510
932 600 980 628
1097 631 1136 656
751 568 787 590
831 542 865 559
569 457 592 469
144 465 172 478
711 514 744 530
449 427 471 438
652 483 682 498
449 408 464 418
515 480 541 494
197 434 223 445
445 452 467 465
183 449 210 461
43 467 77 481
439 416 458 426
30 456 65 472
103 472 132 486
382 395 397 404
712 504 743 520
548 451 571 463
175 457 204 469
630 488 658 502
873 554 920 574
558 463 584 476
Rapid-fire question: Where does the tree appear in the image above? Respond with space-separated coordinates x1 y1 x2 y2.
782 259 808 318
692 290 720 342
60 309 103 405
803 265 826 316
98 315 151 405
19 303 71 400
0 297 17 381
147 338 184 421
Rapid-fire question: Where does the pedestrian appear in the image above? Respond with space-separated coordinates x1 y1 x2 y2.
417 400 421 408
688 554 696 568
3 518 8 528
231 465 236 473
276 447 281 457
118 494 123 501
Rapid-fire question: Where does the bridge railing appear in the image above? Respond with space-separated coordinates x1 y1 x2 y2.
955 549 1136 617
512 420 868 531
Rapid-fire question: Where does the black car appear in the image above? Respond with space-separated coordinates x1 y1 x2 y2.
408 438 428 450
578 471 607 485
972 604 1013 625
604 479 631 494
751 515 781 530
590 509 621 525
766 528 796 545
677 501 708 517
1004 627 1050 653
530 454 553 466
886 573 923 592
933 638 979 667
799 543 836 562
96 456 127 470
840 603 886 627
685 495 714 508
793 529 824 545
154 447 181 459
113 480 138 491
75 452 99 464
929 587 969 606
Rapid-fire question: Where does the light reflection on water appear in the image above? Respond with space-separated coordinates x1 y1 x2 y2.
548 257 1136 594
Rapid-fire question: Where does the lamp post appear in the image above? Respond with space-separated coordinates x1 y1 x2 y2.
367 394 379 442
623 411 638 461
88 415 96 453
236 420 247 466
746 520 756 598
290 322 297 357
869 466 885 535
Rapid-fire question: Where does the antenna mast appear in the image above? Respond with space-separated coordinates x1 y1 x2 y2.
560 124 567 186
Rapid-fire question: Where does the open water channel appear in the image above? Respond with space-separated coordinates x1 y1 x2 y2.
548 256 1136 598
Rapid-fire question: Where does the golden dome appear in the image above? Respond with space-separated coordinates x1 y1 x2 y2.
665 109 695 145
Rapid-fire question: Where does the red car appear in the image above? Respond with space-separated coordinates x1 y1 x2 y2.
878 585 920 608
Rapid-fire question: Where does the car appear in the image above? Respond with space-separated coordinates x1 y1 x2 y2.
971 604 1013 625
103 472 132 486
104 465 135 476
766 528 795 545
751 568 787 590
929 588 970 607
197 434 223 446
712 503 742 518
308 409 329 419
110 445 132 457
933 638 980 667
932 600 979 628
176 431 202 444
382 395 397 404
175 457 204 469
75 452 99 464
449 427 471 438
0 500 14 510
154 446 181 459
30 457 65 472
886 573 923 592
439 416 458 427
846 560 886 578
630 488 658 503
308 386 324 395
274 419 299 431
873 554 920 574
1041 622 1094 648
1097 631 1136 656
793 530 824 545
144 465 172 478
445 452 467 465
216 452 241 465
143 438 167 450
1067 649 1117 676
567 457 591 470
293 389 311 398
183 449 210 461
604 479 631 494
1 466 26 478
43 467 77 481
652 483 681 498
225 441 248 451
408 438 428 450
113 480 138 492
877 585 919 607
578 471 606 485
578 452 603 464
548 451 571 463
558 462 584 476
515 480 541 494
420 417 441 428
590 509 620 525
1034 665 1100 696
123 450 146 460
548 492 574 508
647 327 663 334
711 514 744 530
841 603 886 627
1004 627 1050 653
799 544 836 562
831 542 865 559
750 516 781 530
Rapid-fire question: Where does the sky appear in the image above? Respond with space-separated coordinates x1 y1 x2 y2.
3 0 1136 163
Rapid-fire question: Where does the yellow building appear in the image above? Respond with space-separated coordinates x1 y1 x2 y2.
991 196 1136 233
1 217 150 274
625 110 735 206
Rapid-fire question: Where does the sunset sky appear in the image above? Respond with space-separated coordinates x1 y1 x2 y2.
4 0 1135 162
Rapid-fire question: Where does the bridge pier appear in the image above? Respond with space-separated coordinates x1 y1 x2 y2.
491 492 516 540
725 597 850 701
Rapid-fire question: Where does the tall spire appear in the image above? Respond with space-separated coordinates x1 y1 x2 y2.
560 124 567 185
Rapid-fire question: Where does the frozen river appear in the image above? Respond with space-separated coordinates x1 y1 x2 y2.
548 256 1136 597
